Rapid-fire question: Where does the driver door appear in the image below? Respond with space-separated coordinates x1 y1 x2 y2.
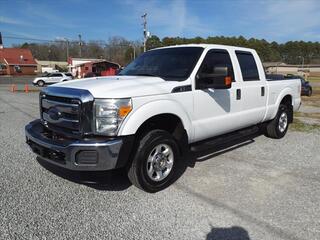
49 73 63 83
193 49 242 142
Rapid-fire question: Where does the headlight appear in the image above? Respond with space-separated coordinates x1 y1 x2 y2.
94 98 132 136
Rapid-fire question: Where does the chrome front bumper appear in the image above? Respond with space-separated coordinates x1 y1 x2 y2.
25 120 133 171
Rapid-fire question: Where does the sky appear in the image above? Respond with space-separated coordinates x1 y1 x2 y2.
0 0 320 46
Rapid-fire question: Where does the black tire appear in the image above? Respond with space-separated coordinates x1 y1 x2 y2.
37 80 45 87
265 104 289 139
308 88 312 97
127 129 180 193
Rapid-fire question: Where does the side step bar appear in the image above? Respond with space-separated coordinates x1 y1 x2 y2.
190 125 262 152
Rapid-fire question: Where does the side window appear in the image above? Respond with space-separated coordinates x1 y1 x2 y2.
235 51 260 81
198 49 235 82
52 73 62 77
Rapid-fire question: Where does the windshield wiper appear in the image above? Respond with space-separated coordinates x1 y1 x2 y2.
118 73 167 80
132 73 160 77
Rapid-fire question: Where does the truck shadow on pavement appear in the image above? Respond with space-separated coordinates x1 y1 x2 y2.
36 130 263 192
206 226 251 240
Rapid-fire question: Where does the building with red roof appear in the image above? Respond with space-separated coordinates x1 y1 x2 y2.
0 48 37 75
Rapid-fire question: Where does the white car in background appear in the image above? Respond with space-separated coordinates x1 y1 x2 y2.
33 72 73 87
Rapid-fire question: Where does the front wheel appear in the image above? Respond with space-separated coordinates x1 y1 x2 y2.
127 129 180 193
37 80 45 87
265 104 289 139
308 88 312 97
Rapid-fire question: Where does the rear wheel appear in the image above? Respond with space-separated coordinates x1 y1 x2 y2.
127 129 180 192
308 88 312 97
37 80 45 87
265 104 289 139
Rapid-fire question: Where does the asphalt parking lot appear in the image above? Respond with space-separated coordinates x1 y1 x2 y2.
0 90 319 240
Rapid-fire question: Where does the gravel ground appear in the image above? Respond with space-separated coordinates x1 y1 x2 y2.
0 90 320 240
299 105 320 114
296 103 320 125
0 76 36 85
310 82 320 88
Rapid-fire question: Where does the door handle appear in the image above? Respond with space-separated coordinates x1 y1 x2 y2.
236 89 241 100
261 86 265 96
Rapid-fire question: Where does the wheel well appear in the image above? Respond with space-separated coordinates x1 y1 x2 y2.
280 95 293 123
135 114 188 153
280 95 292 106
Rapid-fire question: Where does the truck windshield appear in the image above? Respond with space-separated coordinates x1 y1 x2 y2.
118 47 204 81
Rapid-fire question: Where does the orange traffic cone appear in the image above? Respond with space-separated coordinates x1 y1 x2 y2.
11 84 17 92
24 84 29 93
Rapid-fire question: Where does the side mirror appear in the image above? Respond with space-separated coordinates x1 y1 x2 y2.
197 66 232 89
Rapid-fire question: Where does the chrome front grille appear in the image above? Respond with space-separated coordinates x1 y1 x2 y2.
41 95 81 136
40 87 95 138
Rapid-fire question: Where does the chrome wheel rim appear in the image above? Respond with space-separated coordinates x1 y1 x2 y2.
146 144 174 182
278 112 288 132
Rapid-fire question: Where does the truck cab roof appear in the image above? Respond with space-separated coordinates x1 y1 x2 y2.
153 43 256 53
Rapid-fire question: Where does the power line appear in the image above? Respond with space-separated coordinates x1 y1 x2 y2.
2 35 140 47
2 35 57 43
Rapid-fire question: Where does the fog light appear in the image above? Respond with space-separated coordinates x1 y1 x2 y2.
75 151 98 165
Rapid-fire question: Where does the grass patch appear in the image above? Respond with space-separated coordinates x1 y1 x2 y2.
301 86 320 107
308 76 320 82
294 112 320 119
290 118 320 132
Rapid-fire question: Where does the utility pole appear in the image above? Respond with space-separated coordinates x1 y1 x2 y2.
298 56 305 69
130 44 136 59
0 32 3 49
78 34 82 58
65 38 69 61
142 13 147 52
133 45 136 59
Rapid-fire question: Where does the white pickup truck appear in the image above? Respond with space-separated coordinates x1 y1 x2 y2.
26 44 301 192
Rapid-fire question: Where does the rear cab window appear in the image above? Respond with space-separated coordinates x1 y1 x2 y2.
235 51 260 81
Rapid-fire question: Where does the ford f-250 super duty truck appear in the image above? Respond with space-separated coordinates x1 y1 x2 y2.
25 44 301 192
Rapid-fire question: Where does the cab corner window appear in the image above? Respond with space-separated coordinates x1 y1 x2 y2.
236 51 260 81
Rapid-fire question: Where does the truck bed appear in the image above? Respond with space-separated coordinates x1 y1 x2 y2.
264 78 301 121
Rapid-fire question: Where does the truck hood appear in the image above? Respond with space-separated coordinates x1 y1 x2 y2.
52 76 183 98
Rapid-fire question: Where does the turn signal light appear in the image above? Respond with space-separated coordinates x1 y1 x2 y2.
119 105 132 118
225 76 232 86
